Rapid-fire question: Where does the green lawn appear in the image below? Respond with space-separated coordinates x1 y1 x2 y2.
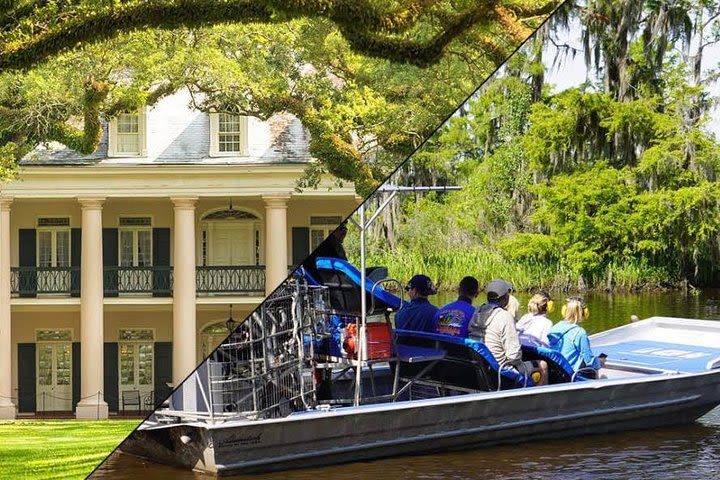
0 420 139 479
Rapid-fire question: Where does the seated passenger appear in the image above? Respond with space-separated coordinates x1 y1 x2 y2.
516 292 554 347
394 274 438 332
468 279 547 385
548 297 606 374
432 276 479 336
506 293 521 321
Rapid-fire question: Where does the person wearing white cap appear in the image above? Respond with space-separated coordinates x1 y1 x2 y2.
468 279 546 385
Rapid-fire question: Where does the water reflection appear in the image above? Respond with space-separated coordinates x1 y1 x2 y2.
93 291 720 479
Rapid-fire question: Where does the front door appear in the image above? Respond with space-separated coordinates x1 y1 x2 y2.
36 342 72 412
209 222 254 266
118 329 154 409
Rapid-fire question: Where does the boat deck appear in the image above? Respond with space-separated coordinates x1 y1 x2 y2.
592 316 720 375
600 340 720 373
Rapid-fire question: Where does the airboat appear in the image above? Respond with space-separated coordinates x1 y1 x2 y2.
120 186 720 475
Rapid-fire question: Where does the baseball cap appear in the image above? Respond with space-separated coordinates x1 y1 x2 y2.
486 279 512 300
406 274 437 296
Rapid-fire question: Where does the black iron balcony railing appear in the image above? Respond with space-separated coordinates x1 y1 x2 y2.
10 265 267 296
10 266 80 296
196 266 265 294
103 266 172 296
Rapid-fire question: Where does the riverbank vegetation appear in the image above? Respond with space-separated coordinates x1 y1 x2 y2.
351 0 720 292
0 420 138 479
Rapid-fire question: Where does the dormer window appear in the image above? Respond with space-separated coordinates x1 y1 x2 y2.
108 110 147 157
209 112 248 156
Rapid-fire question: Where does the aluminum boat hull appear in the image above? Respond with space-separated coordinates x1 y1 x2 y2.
122 368 720 474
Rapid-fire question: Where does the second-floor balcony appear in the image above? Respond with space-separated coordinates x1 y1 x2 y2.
10 265 268 297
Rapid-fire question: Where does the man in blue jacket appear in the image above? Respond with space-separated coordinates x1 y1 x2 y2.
394 274 438 332
432 276 479 336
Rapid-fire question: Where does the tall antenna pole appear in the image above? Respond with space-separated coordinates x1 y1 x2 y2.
350 184 460 406
354 203 366 406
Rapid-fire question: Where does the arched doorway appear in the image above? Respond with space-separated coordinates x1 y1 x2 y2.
199 322 232 359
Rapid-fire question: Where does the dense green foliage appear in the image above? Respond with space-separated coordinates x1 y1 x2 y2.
0 0 558 195
354 0 720 291
0 0 556 71
0 420 138 479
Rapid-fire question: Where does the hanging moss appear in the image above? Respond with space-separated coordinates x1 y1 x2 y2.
46 80 108 154
309 131 378 196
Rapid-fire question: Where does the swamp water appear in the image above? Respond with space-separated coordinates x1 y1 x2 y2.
93 289 720 479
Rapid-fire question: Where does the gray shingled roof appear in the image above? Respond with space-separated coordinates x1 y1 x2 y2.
20 91 313 166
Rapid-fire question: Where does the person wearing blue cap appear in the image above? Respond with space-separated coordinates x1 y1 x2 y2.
394 274 438 332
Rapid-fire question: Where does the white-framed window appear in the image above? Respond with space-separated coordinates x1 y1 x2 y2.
209 112 249 156
309 215 344 251
118 217 153 293
118 217 152 268
108 110 147 157
37 217 71 268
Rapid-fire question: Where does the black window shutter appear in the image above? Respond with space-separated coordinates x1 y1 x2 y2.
152 228 171 297
70 228 81 297
153 342 173 409
17 343 36 412
104 342 119 412
18 229 36 297
291 227 310 268
72 342 80 411
102 228 118 297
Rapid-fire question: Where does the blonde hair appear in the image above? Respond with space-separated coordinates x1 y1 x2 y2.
528 293 549 315
506 294 520 321
564 299 585 324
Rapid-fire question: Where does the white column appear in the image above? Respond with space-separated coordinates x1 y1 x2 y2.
75 197 108 419
171 197 197 385
0 198 15 419
263 195 290 295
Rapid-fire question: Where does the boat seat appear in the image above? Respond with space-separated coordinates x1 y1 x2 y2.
395 329 533 391
521 345 588 383
294 265 321 286
396 344 447 363
314 257 401 315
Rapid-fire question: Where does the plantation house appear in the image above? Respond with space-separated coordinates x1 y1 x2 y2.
0 90 358 419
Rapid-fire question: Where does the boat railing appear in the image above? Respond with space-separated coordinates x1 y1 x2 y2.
159 280 328 424
370 277 404 314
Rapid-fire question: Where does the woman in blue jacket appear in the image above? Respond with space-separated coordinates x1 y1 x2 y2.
547 298 606 372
